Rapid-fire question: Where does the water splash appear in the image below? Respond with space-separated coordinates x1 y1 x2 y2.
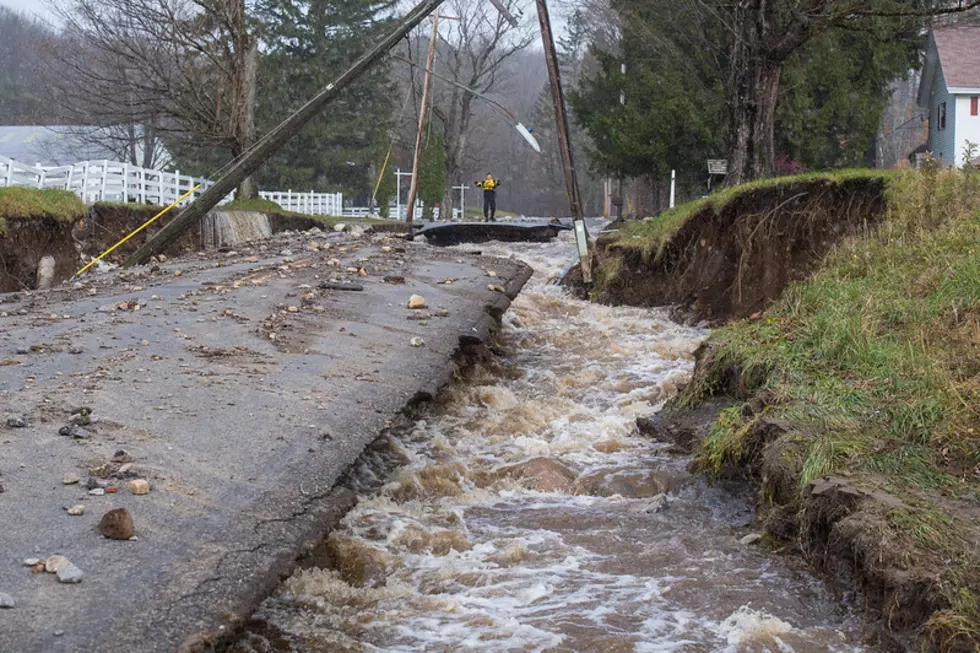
238 229 869 653
202 209 272 249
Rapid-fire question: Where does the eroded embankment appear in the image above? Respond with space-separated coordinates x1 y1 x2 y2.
582 173 890 324
617 169 980 652
0 195 403 292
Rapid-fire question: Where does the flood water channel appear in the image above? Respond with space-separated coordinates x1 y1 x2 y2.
236 231 870 652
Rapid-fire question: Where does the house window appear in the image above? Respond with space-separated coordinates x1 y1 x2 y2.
972 96 979 116
939 102 947 131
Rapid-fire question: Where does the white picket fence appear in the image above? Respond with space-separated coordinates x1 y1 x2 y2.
259 190 342 218
0 155 344 216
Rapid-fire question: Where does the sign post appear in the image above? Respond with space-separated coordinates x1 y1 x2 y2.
453 184 467 219
707 159 728 192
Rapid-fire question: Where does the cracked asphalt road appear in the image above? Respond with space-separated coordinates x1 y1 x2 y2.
0 227 532 652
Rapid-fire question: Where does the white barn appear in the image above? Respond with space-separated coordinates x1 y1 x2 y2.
918 27 980 167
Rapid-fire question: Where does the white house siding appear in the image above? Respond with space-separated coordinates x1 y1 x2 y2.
928 68 958 164
954 94 980 166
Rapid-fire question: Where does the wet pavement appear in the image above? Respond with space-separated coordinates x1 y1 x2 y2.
0 227 530 652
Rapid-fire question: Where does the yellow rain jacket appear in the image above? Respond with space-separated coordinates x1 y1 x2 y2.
476 179 500 192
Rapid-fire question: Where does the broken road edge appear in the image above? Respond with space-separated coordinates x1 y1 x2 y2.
175 260 533 653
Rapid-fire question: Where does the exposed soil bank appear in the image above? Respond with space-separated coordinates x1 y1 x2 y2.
0 204 408 292
575 173 889 324
586 170 980 652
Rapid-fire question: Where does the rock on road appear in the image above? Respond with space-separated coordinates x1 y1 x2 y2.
0 227 531 652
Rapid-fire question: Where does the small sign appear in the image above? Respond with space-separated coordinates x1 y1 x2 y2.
707 159 728 175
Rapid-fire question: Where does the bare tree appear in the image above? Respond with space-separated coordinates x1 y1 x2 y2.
0 7 58 125
47 0 259 197
405 0 535 219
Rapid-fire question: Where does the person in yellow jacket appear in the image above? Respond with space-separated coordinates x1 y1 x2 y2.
475 173 501 222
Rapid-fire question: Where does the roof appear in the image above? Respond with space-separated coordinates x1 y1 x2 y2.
0 126 118 166
933 27 980 91
919 27 980 106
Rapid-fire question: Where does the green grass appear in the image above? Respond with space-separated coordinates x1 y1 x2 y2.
681 166 980 646
603 169 895 263
0 187 85 234
223 197 287 213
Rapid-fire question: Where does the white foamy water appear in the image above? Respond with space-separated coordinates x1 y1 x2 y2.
237 227 869 653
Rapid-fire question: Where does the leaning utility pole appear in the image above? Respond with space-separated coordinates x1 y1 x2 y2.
405 11 440 229
533 0 591 281
124 0 447 267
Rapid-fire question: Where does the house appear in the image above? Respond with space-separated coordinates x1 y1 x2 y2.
0 125 172 170
918 27 980 167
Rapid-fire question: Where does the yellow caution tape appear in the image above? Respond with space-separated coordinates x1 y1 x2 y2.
75 185 201 277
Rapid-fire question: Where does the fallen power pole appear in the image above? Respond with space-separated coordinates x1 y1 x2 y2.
125 0 447 267
405 10 440 230
533 0 591 282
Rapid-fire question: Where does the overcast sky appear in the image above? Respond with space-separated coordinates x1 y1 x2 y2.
1 0 58 22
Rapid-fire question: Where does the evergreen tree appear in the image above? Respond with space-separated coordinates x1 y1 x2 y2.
418 128 446 220
255 0 397 199
570 0 926 184
572 0 975 185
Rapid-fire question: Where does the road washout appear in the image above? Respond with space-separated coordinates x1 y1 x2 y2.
0 225 529 653
235 231 869 652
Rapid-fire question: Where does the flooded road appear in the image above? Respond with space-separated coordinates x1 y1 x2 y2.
236 232 868 652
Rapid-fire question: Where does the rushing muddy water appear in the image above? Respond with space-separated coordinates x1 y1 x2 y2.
236 230 870 653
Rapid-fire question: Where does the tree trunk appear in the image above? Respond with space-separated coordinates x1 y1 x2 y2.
230 2 258 200
440 92 472 221
726 1 782 186
727 56 781 185
442 171 457 220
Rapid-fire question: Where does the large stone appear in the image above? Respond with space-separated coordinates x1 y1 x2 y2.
129 479 150 495
56 565 84 584
574 469 688 499
99 508 135 540
0 592 15 608
45 555 72 573
407 294 426 310
5 415 28 428
36 255 57 290
497 458 578 493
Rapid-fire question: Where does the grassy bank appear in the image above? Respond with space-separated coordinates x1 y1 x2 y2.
601 169 893 264
678 167 980 649
583 170 891 322
0 187 85 234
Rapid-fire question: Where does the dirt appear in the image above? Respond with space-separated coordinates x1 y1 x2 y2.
577 176 889 324
0 215 78 292
0 205 409 293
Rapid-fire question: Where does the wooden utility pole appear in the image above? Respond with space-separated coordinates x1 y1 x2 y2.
124 0 446 267
533 0 591 280
405 12 440 229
